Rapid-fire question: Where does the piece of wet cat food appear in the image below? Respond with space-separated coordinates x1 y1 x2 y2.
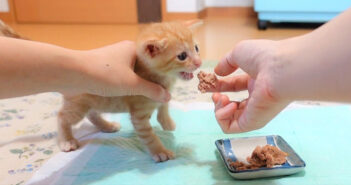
227 145 288 171
227 160 260 171
197 71 218 93
247 145 288 168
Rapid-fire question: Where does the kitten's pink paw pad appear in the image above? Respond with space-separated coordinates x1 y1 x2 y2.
59 139 79 152
152 149 175 162
100 122 121 133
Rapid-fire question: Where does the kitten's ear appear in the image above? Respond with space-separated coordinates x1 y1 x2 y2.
144 38 168 58
183 19 204 29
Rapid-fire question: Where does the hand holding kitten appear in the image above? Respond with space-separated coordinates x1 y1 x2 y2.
75 41 171 102
0 37 170 102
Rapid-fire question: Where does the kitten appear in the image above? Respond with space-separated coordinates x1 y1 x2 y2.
58 22 202 162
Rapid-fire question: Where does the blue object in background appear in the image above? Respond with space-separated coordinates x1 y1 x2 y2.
254 0 351 29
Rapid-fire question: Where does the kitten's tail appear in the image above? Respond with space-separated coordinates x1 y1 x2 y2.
0 19 28 39
183 19 204 29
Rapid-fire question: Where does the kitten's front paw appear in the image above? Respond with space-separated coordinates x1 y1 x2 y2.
151 148 175 162
59 139 79 152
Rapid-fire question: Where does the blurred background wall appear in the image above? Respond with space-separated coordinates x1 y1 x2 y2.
0 0 254 24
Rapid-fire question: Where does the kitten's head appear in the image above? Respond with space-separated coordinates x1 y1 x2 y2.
136 22 202 80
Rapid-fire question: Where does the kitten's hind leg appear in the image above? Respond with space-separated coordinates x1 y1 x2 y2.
157 103 176 131
57 104 88 152
131 110 174 162
87 111 121 133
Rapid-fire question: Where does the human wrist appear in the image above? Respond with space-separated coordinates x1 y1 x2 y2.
270 35 324 102
267 38 302 103
53 49 92 95
62 49 118 96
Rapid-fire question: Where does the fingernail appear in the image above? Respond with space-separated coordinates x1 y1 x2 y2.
216 99 222 107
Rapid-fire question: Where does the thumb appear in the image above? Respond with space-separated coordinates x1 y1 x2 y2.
132 76 171 103
216 40 273 78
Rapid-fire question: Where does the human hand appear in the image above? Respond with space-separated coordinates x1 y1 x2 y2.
211 40 291 133
72 41 171 102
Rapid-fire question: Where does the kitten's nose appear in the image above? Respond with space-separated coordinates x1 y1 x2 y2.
194 57 202 68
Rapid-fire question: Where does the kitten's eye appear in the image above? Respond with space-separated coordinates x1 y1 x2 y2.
195 45 199 53
177 52 187 61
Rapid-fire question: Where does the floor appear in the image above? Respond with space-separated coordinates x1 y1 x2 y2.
8 16 316 60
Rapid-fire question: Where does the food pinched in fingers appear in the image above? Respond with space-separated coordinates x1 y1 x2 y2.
197 71 218 93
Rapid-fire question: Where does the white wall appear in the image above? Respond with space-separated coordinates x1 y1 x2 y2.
167 0 205 13
166 0 253 13
196 0 206 11
206 0 253 7
0 0 9 12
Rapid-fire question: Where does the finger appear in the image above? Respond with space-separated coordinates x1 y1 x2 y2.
237 82 287 132
212 93 221 104
214 95 223 112
213 93 223 112
238 99 248 109
216 102 237 120
216 40 263 77
212 94 249 133
133 76 171 103
237 97 261 132
218 100 247 133
214 94 230 111
215 102 237 133
215 51 239 76
219 94 230 106
206 74 250 92
233 108 244 121
215 98 222 112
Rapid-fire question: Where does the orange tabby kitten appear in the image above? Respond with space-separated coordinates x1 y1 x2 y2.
57 22 202 162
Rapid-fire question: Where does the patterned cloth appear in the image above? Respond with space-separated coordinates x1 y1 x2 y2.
0 93 61 185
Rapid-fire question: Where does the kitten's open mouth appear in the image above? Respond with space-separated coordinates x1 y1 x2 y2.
179 72 194 80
